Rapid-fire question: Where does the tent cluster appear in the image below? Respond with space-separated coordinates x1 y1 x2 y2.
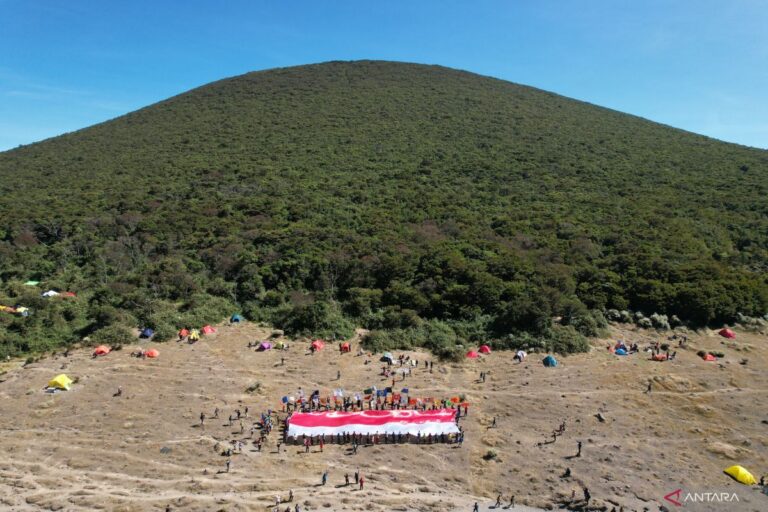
0 304 30 316
41 290 77 298
466 344 492 358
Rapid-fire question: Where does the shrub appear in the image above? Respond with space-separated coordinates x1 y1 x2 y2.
637 317 653 329
91 325 133 346
483 449 498 461
650 313 670 330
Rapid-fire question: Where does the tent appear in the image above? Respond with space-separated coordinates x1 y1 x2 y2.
41 290 60 297
139 328 154 339
479 345 492 354
466 350 479 359
189 329 200 341
652 353 668 361
24 280 39 286
145 348 160 358
230 313 243 323
258 342 272 351
719 328 736 339
179 328 190 338
380 352 394 364
724 465 757 485
514 350 527 362
542 355 558 367
703 353 717 361
93 345 110 356
201 325 216 335
340 342 351 353
310 340 325 351
61 291 76 298
615 348 628 356
48 374 73 390
274 340 286 349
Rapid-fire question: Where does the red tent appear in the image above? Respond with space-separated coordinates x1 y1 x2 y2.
339 342 351 353
179 328 190 337
93 345 110 356
61 291 76 298
466 350 479 359
478 345 491 354
718 328 735 339
145 348 160 358
311 340 325 351
201 325 216 335
703 353 716 361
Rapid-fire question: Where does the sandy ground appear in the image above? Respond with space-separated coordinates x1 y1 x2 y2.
0 323 766 512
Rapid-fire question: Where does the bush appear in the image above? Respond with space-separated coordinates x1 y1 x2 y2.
637 317 653 328
91 325 133 346
274 301 355 340
151 323 177 342
650 313 670 330
483 449 498 461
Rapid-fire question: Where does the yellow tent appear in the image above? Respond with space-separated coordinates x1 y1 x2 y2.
189 329 200 341
724 465 757 485
47 374 73 391
274 340 286 349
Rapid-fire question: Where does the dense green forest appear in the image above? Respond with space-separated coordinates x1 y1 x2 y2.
0 61 766 359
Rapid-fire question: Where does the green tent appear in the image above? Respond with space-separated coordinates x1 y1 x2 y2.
24 281 40 286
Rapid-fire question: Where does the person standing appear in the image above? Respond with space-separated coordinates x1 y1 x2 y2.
354 469 359 485
583 487 591 506
576 441 582 457
225 459 231 473
321 470 328 486
359 473 365 490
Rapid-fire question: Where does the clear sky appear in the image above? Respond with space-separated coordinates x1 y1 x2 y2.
1 0 766 151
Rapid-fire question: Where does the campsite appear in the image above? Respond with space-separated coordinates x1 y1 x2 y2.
1 321 766 511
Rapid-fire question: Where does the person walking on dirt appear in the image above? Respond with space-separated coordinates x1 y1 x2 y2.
321 470 328 486
472 503 479 512
646 381 652 394
576 441 582 457
200 412 205 427
359 473 365 490
583 487 591 506
495 494 502 507
225 459 231 473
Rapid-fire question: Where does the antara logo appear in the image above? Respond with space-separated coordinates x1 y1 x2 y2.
664 488 740 506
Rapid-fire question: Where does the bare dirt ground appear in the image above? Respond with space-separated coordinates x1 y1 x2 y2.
0 324 766 512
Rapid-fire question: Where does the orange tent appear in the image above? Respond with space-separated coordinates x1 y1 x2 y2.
466 350 479 359
201 325 216 335
478 345 491 354
718 328 735 339
61 291 77 298
179 328 190 337
93 345 110 356
311 340 325 350
340 342 351 353
145 348 160 358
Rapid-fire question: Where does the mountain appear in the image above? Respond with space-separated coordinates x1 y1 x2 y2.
0 60 766 357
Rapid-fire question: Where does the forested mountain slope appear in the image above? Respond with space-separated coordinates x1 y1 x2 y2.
1 60 766 357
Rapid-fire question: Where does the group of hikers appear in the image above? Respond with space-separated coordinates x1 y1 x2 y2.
289 428 465 447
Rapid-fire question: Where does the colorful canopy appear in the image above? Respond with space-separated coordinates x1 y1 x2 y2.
287 409 461 437
465 350 479 359
719 328 736 339
189 329 200 340
478 345 491 354
93 345 110 356
48 374 73 390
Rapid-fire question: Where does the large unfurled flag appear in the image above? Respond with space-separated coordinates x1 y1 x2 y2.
287 409 461 437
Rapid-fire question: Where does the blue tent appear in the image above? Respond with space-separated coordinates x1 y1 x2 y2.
380 352 394 364
230 313 243 323
615 348 628 356
542 355 558 367
140 328 154 339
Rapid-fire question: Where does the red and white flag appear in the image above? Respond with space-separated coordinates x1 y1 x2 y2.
287 409 460 437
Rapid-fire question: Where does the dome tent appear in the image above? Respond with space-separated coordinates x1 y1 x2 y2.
718 328 735 339
478 345 491 354
230 313 243 323
139 328 154 339
542 355 558 367
47 374 73 390
466 350 479 359
93 345 110 356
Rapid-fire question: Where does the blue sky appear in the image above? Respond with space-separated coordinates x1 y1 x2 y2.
1 0 766 150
